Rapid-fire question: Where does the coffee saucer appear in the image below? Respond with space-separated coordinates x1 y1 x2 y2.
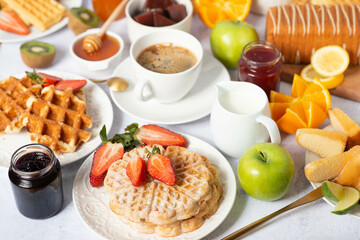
110 52 230 125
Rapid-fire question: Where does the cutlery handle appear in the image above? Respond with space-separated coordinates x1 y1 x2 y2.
222 187 322 240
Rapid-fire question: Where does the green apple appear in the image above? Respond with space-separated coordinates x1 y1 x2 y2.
238 143 294 201
210 20 259 69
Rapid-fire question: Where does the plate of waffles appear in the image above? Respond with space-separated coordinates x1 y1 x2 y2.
0 70 113 167
110 52 231 125
0 0 82 43
73 134 237 240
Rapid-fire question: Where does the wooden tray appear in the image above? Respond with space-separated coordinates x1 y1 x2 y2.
281 64 360 102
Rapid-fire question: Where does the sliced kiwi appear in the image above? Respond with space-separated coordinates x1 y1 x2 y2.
68 7 100 35
20 41 56 68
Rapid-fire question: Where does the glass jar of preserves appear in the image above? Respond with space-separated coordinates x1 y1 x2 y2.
8 144 63 219
238 41 282 99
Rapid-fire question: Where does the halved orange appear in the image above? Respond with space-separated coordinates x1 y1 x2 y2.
194 0 251 28
302 100 327 128
302 90 331 112
277 108 307 134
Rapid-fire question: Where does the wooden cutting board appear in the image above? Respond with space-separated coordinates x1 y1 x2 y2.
281 64 360 102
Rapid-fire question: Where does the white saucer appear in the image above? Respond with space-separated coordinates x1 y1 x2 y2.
110 52 230 125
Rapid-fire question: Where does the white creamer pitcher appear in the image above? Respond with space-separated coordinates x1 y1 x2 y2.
210 81 281 159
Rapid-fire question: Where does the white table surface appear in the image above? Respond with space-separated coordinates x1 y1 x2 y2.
1 1 360 239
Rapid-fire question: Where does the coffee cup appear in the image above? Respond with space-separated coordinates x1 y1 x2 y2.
210 81 281 158
130 29 203 103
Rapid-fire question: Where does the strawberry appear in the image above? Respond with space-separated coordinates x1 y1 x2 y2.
136 124 187 148
37 72 62 87
55 79 87 92
89 171 107 187
126 156 147 187
90 142 124 187
0 9 29 35
147 147 176 186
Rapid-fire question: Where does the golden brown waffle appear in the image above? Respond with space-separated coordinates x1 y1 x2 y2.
4 0 66 31
0 76 92 153
104 145 223 237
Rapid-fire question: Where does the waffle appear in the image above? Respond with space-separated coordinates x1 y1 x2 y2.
0 76 92 153
104 145 223 237
4 0 66 31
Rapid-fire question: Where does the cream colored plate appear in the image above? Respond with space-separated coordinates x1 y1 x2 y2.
0 0 82 43
0 70 113 167
72 134 237 240
305 117 360 218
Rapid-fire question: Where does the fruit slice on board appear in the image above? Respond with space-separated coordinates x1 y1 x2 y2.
194 0 251 28
311 45 349 77
332 186 360 215
301 64 344 89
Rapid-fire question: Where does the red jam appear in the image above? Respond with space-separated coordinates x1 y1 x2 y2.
238 41 282 99
8 144 63 219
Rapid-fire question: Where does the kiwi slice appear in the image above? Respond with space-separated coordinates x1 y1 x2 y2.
68 7 100 35
20 41 56 68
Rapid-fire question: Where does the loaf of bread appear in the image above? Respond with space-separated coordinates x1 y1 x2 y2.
296 128 347 158
266 4 360 65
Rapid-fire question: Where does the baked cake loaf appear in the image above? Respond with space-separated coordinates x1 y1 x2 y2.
266 4 360 65
104 145 223 237
296 128 347 158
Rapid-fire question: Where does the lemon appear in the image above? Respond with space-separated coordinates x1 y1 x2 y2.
332 186 360 215
311 45 350 77
321 181 344 202
301 64 344 89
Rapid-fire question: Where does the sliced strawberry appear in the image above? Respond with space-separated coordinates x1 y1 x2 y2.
55 79 87 91
37 72 62 87
126 156 147 187
89 171 107 187
147 153 176 186
90 142 124 187
0 10 29 35
137 124 187 148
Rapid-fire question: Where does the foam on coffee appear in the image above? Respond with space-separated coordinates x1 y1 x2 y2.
136 43 197 74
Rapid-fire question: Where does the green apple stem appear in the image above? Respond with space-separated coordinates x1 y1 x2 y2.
259 151 267 163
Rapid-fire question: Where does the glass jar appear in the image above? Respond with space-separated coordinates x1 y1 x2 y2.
8 144 63 219
237 41 282 99
92 0 125 22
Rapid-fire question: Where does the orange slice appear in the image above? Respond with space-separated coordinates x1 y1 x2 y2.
270 90 295 103
291 74 308 98
270 102 291 122
270 74 331 134
302 100 327 128
277 108 307 134
194 0 251 28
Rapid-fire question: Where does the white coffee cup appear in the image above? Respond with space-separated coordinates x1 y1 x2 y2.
210 81 281 159
130 29 203 103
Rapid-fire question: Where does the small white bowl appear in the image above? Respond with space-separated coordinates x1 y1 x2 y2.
69 28 124 71
126 0 193 43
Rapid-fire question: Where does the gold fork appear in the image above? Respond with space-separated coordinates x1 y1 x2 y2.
222 187 323 240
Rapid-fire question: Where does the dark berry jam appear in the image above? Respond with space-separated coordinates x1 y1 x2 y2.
8 144 63 219
16 152 51 172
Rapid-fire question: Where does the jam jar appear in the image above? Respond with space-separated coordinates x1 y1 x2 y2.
238 41 282 99
8 144 63 219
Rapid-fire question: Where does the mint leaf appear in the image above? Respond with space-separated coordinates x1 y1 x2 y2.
99 125 108 144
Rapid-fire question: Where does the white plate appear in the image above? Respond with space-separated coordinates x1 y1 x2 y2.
305 117 360 218
0 0 82 43
110 52 230 125
0 70 113 167
73 134 237 240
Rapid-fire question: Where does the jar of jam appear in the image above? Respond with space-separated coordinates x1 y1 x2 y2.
237 41 282 99
8 144 63 219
